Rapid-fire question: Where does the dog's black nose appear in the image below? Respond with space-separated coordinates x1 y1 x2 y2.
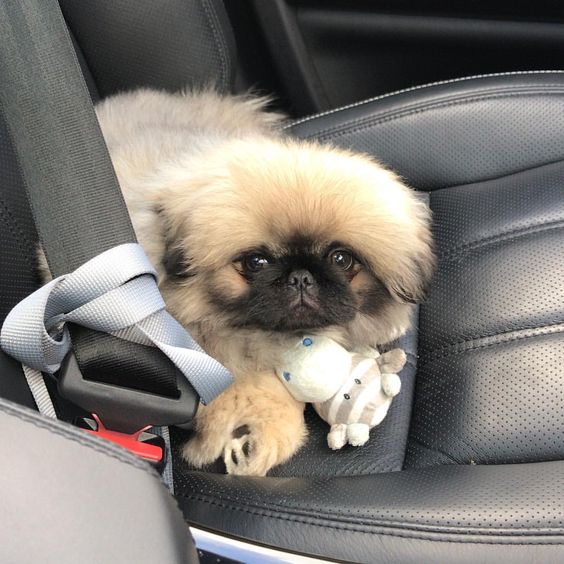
288 269 314 290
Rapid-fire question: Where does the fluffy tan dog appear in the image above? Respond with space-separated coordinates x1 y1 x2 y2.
72 89 433 475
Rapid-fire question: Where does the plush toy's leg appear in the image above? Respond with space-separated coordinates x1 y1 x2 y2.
327 424 348 450
346 423 370 446
381 372 402 397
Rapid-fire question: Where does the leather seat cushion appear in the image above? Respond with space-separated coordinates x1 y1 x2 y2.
175 460 564 563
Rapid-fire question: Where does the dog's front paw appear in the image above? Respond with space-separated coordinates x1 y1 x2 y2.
223 422 301 476
223 424 279 476
182 432 226 469
182 372 306 476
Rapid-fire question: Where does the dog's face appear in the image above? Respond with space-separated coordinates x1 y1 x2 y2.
154 138 434 345
219 237 390 332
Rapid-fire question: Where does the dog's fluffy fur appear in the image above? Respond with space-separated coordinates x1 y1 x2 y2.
44 89 434 475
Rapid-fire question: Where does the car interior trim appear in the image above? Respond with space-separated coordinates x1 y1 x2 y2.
190 525 337 563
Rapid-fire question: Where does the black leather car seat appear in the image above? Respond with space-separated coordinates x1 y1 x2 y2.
174 70 564 563
0 1 562 562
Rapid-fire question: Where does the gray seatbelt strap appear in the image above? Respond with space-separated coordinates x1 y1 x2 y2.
1 244 233 405
22 366 57 420
1 243 233 493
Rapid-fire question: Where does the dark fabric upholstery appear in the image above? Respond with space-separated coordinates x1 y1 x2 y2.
0 111 40 408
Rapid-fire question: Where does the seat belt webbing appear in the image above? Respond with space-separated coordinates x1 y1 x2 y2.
0 0 135 274
0 0 232 488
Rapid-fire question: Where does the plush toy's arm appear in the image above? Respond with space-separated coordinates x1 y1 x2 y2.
377 348 407 374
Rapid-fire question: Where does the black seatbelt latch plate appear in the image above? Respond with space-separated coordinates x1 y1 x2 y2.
58 352 198 434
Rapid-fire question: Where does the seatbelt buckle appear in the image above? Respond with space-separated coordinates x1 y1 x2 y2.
58 339 198 434
76 414 166 471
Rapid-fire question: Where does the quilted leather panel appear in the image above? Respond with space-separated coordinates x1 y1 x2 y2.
408 333 564 467
423 180 564 353
406 160 564 467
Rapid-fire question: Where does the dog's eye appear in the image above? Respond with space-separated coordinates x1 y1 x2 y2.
243 253 270 272
329 249 354 271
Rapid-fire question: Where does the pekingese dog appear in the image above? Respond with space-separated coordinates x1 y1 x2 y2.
84 89 434 475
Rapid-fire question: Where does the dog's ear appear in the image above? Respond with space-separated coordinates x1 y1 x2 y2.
387 250 435 304
156 205 194 280
162 237 193 279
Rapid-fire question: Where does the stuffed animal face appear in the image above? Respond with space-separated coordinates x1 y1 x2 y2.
276 335 406 449
314 351 401 427
315 349 405 449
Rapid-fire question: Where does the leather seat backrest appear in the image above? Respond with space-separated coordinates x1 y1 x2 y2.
59 0 236 97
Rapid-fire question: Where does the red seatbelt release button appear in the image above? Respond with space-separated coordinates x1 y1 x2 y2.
79 414 164 464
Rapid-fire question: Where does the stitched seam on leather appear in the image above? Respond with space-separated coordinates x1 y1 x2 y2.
286 70 564 129
0 400 159 476
435 155 564 192
181 494 564 543
307 89 564 141
201 0 228 91
439 219 564 260
408 437 465 465
420 323 564 365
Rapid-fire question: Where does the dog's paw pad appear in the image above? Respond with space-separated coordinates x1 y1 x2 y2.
224 428 253 474
232 424 251 439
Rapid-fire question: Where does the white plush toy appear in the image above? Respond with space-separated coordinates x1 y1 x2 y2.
275 336 406 449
